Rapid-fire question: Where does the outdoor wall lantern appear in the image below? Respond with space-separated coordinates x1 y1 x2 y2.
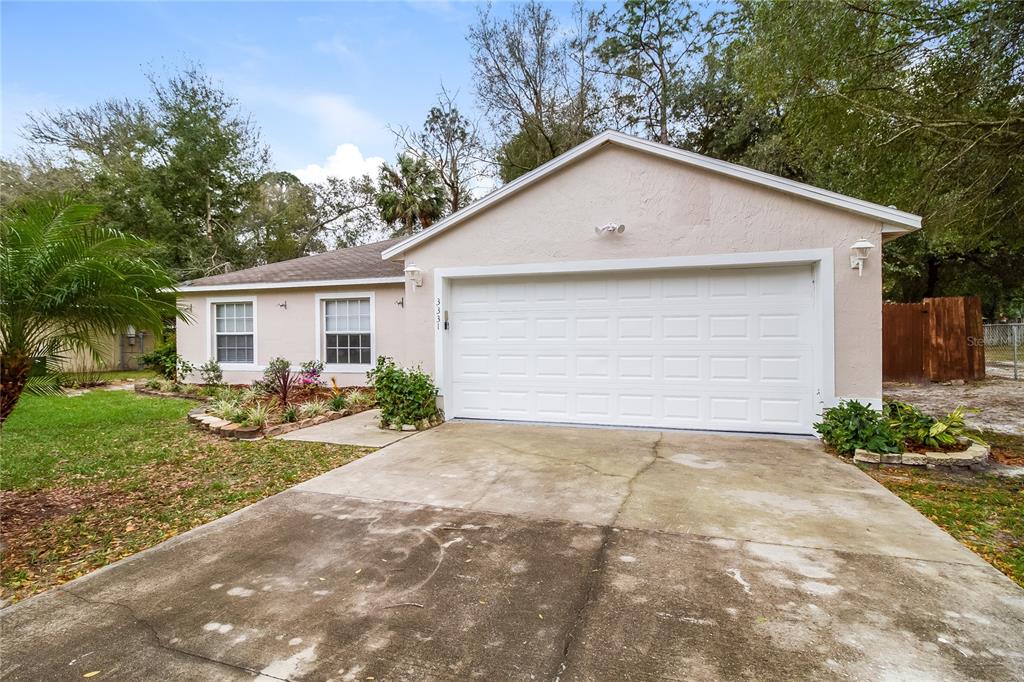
126 325 137 346
850 238 875 277
595 222 626 236
405 264 424 287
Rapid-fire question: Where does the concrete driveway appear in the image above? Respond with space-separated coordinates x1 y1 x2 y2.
3 422 1023 681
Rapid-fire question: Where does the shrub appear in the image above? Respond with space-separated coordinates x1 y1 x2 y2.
282 405 299 423
209 399 243 422
299 399 329 419
346 388 375 408
367 356 439 428
238 386 262 405
329 393 347 411
140 338 193 382
139 339 178 379
198 359 224 386
259 357 299 406
884 401 984 449
814 400 901 455
298 360 325 387
242 402 272 428
145 378 161 389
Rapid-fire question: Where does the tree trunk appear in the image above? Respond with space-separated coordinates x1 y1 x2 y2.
0 350 33 425
923 255 940 298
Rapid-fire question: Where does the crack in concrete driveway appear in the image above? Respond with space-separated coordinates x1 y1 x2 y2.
3 420 1023 681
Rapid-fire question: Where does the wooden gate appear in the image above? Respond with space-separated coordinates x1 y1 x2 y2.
882 296 985 382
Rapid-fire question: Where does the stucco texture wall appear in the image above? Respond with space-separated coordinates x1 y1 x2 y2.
398 144 886 403
176 283 405 386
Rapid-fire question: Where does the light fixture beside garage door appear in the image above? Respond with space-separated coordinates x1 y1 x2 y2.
849 239 875 277
594 222 626 236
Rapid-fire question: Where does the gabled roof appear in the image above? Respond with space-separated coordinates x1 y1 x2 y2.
381 130 921 260
179 238 405 292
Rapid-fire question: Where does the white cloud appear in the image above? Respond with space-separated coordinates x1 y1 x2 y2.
314 36 353 59
292 143 384 184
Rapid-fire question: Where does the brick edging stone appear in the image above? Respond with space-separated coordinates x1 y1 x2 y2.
853 442 990 468
187 406 370 440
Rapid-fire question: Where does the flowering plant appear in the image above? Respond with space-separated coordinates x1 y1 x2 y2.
298 360 325 387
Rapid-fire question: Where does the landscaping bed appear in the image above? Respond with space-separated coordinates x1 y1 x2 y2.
0 391 372 604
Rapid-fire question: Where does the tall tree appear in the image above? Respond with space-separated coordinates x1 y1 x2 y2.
595 0 709 145
468 0 605 181
22 65 270 279
0 197 185 422
391 89 485 215
375 154 446 236
723 0 1024 314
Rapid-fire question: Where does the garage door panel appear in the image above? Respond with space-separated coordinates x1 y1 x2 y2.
447 266 819 434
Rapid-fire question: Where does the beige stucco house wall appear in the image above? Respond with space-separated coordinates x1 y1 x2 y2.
175 131 919 432
177 282 405 386
386 136 918 415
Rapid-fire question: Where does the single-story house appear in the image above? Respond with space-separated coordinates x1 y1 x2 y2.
177 131 920 435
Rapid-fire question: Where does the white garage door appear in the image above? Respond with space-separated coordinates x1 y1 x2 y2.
446 265 821 434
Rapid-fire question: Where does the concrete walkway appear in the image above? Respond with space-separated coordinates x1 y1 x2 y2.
3 422 1023 681
276 408 412 447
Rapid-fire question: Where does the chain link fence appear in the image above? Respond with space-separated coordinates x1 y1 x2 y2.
983 323 1023 380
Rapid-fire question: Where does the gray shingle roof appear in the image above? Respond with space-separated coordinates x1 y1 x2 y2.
181 238 405 288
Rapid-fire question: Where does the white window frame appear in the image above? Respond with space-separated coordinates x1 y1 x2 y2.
315 291 376 372
207 296 258 369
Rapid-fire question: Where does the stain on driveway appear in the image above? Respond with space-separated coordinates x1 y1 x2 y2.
3 422 1023 681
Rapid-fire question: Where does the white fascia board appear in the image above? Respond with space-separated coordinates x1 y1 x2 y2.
177 276 404 294
381 130 922 260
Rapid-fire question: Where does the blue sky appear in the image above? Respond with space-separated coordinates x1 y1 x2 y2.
3 1 580 182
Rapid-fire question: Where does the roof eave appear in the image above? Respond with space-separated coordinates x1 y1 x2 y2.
176 275 405 294
380 130 922 260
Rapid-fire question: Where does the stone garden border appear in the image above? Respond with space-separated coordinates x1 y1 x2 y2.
187 405 373 441
190 406 346 440
135 384 209 401
853 441 991 468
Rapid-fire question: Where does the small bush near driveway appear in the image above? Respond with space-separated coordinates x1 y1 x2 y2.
0 391 372 604
367 356 440 429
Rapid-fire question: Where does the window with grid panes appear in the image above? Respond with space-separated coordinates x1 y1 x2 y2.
323 298 371 365
213 302 254 363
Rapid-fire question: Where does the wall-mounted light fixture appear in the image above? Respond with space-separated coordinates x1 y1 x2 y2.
595 222 626 236
405 264 424 287
126 325 137 346
850 238 875 277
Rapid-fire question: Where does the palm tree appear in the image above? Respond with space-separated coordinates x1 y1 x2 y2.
0 197 186 423
375 154 446 237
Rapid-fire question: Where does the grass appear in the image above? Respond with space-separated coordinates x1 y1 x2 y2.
862 430 1023 588
1 391 372 603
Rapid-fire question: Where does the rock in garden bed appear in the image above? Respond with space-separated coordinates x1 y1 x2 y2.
853 441 990 468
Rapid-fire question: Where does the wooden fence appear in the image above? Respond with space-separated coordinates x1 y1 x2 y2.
882 296 985 382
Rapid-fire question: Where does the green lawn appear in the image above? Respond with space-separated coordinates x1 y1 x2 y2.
863 431 1023 588
1 391 371 603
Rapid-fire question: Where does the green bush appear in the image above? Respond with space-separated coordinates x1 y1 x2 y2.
198 359 224 386
346 389 375 408
242 403 272 428
329 393 347 411
884 401 983 449
299 399 329 419
139 337 192 382
814 400 901 455
282 405 299 423
367 356 439 428
259 357 298 406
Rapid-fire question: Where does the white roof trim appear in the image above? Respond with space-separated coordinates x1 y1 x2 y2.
381 130 921 260
177 276 404 293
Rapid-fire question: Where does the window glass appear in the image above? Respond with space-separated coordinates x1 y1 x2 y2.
214 302 254 363
324 298 371 364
